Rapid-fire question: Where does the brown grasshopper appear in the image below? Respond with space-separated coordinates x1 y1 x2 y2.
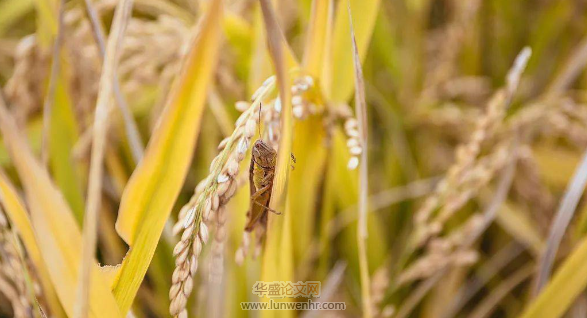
242 105 295 243
244 139 281 232
235 139 281 263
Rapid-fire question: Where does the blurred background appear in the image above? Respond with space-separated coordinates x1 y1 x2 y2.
0 0 587 317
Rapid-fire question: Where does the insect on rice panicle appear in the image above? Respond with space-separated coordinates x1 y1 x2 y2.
243 103 282 233
244 139 281 232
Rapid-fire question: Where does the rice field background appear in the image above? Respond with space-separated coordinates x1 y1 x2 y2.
1 0 587 317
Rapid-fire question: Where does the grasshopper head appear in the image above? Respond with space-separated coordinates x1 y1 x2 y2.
252 140 277 168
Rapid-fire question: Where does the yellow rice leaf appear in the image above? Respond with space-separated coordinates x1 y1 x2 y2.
296 0 333 267
0 170 64 316
520 237 587 318
35 0 86 223
99 265 122 287
287 0 332 262
49 76 86 224
0 99 122 318
330 0 380 102
288 119 328 262
112 0 223 313
303 0 332 77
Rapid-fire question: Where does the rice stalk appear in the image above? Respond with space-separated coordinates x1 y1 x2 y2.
349 3 372 317
76 0 134 317
81 0 145 162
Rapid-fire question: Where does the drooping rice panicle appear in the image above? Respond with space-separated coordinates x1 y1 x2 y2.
170 76 276 317
414 48 531 245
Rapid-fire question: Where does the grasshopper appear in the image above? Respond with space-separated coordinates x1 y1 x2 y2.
235 139 280 263
244 139 281 232
239 105 295 260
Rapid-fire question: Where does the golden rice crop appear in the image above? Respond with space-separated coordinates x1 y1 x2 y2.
2 0 587 318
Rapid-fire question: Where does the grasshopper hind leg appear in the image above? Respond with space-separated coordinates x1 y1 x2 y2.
253 200 281 215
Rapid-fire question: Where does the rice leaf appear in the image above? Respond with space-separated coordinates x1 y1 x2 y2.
0 169 64 316
35 0 86 224
32 0 85 227
77 0 134 316
0 94 122 318
112 0 223 313
48 77 86 223
281 0 331 261
303 0 332 77
330 0 380 102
